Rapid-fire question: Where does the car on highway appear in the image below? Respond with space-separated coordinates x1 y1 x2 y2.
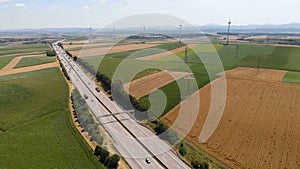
95 87 100 92
84 94 88 99
145 158 151 164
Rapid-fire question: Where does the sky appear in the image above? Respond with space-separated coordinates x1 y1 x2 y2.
0 0 300 29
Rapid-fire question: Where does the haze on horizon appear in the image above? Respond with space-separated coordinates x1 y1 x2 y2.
0 0 299 29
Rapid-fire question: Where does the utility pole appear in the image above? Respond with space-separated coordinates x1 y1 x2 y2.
184 46 188 63
236 44 239 57
226 19 231 45
257 55 261 74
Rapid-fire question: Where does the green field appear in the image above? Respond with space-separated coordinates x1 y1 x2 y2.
0 44 50 56
104 42 185 59
14 56 56 68
239 46 300 71
138 63 213 117
0 56 16 69
0 68 104 168
156 44 223 62
282 71 300 84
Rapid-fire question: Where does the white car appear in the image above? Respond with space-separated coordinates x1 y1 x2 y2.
145 158 151 164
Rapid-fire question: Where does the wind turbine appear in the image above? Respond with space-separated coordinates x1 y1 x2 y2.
89 25 93 44
226 18 231 45
179 24 183 43
142 25 146 44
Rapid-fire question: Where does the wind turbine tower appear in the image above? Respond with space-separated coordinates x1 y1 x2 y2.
89 25 92 44
179 24 183 43
142 25 146 43
226 19 231 45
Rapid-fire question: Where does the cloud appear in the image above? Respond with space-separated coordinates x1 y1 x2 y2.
83 6 91 10
14 3 27 8
49 5 61 11
0 0 11 3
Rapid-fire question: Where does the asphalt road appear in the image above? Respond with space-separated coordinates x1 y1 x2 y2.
53 41 190 169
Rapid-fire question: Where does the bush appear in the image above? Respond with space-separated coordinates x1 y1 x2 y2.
154 121 167 135
105 154 120 168
179 146 187 156
46 50 56 56
95 146 109 163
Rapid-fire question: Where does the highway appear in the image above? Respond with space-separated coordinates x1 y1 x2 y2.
53 41 190 169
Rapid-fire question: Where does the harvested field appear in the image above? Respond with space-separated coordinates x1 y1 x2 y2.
0 52 45 58
135 44 199 60
0 62 57 76
63 43 109 50
124 70 192 99
161 67 300 169
70 44 159 57
225 67 286 82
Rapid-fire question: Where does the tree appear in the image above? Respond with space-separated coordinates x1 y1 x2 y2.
99 147 109 163
46 50 56 56
154 121 167 135
94 145 102 156
179 146 187 156
105 154 120 168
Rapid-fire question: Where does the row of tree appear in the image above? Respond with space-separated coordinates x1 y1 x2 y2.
94 145 120 168
72 89 103 145
72 89 120 168
58 58 70 80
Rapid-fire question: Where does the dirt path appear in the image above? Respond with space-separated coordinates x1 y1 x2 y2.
0 62 57 76
161 67 300 169
134 44 199 60
124 70 192 99
1 54 46 71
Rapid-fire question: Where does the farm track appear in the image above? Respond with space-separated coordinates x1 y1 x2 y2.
0 62 58 76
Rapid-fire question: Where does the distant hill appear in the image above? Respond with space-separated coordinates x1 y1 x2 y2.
1 23 300 34
199 22 300 34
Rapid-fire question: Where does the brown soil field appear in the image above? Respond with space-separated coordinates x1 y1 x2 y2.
0 52 45 58
0 62 57 76
63 43 110 51
124 70 192 99
224 67 286 82
135 44 199 60
70 44 159 57
161 67 300 169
